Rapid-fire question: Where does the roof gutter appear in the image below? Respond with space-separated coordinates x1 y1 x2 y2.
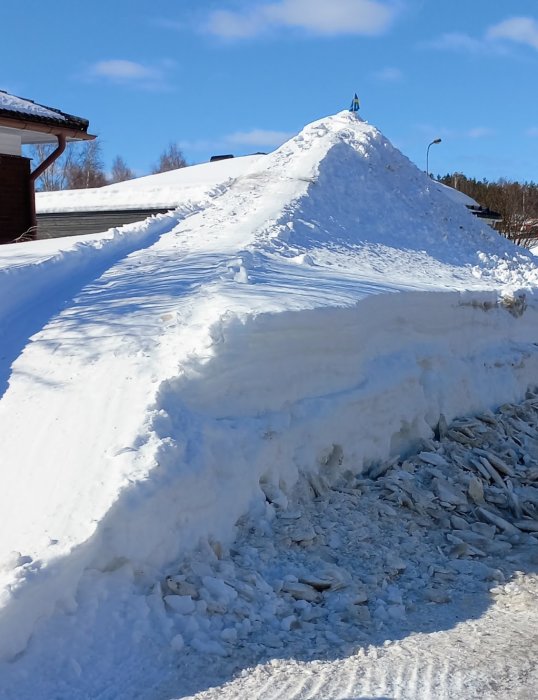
0 115 95 141
30 134 67 184
28 134 68 235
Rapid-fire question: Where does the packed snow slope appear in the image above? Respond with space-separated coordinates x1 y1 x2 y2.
1 111 538 663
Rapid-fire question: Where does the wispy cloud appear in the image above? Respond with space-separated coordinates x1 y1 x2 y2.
372 66 403 81
425 15 538 55
424 32 487 53
90 60 158 80
486 16 538 50
226 129 293 147
416 124 495 141
527 127 538 137
85 59 175 91
182 127 293 154
204 0 399 39
466 127 495 139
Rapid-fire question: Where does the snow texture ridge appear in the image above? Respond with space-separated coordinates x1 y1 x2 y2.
0 110 538 676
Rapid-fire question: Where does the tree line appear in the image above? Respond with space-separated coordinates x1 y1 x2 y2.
436 173 538 247
27 140 187 192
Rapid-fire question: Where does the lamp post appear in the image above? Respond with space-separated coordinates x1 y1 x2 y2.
426 138 442 178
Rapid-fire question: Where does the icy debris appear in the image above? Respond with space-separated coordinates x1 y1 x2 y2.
154 390 538 659
297 574 334 592
514 520 538 532
418 451 449 468
281 581 322 603
477 508 520 535
164 595 196 615
287 520 317 545
433 477 468 506
170 633 185 652
260 480 289 510
165 575 198 598
424 587 451 604
468 477 485 505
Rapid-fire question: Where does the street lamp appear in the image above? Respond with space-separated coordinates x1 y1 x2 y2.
426 138 442 178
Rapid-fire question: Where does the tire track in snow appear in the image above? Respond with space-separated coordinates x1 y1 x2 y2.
310 621 533 700
0 173 241 400
295 668 326 700
0 212 178 400
192 637 534 700
175 462 538 700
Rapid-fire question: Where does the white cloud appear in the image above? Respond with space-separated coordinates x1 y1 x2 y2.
179 134 217 150
416 124 495 141
181 128 293 154
486 16 538 50
86 59 175 91
89 60 159 81
426 16 538 55
372 66 403 81
226 129 293 147
207 11 262 39
466 127 495 139
424 32 486 53
205 0 398 39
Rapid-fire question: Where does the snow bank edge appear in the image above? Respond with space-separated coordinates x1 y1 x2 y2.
1 289 538 660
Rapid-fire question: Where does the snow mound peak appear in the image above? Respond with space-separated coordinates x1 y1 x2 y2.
244 111 534 289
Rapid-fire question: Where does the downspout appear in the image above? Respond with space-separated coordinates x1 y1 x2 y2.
28 134 67 236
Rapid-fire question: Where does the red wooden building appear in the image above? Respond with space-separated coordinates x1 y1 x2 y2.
0 90 94 244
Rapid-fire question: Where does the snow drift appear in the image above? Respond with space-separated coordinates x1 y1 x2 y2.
1 111 538 661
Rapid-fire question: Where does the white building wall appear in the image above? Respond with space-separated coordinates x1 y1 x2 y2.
0 128 22 156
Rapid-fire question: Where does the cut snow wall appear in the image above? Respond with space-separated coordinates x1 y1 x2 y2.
1 289 537 659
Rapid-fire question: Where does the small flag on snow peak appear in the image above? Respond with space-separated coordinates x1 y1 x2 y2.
349 93 360 112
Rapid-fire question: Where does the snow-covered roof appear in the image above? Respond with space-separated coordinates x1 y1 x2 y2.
37 154 265 213
0 91 67 121
0 90 91 141
434 180 478 207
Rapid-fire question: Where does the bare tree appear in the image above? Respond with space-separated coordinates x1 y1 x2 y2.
152 143 187 173
437 172 538 247
110 155 135 183
26 142 76 191
66 140 108 189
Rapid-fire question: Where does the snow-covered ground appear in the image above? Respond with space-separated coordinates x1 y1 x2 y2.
1 111 538 698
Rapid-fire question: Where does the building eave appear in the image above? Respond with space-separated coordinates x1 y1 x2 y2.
0 115 95 142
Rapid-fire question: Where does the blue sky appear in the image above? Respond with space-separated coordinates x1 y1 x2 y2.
3 0 538 182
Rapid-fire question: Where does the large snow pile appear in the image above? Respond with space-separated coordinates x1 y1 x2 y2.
1 111 538 697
